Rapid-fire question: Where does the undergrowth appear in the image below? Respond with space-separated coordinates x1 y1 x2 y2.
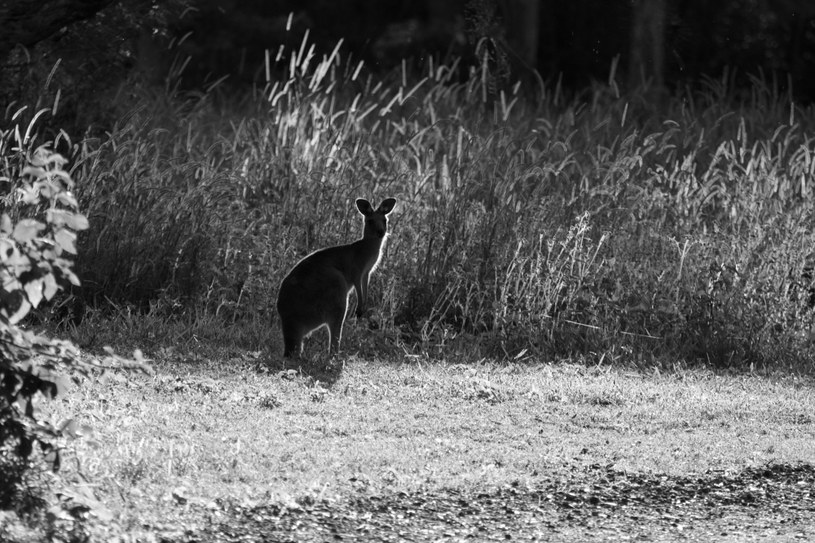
4 33 815 372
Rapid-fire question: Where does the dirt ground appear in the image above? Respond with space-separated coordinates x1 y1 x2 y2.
173 463 814 542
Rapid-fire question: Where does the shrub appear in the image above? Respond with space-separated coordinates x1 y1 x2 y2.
0 116 149 513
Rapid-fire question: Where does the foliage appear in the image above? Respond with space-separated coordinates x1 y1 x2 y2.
58 30 815 371
0 0 192 134
0 114 150 515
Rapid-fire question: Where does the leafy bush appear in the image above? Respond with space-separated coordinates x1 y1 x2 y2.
0 116 149 513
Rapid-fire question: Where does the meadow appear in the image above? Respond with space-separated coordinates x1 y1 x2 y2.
2 33 815 540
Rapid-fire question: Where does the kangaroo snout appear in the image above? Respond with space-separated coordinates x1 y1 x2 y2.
276 197 397 358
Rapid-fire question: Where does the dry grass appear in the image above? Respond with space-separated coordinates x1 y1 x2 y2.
7 31 807 371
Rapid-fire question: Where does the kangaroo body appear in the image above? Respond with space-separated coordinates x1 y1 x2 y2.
276 198 396 357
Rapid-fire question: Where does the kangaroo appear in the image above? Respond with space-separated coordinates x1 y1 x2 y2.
276 198 397 357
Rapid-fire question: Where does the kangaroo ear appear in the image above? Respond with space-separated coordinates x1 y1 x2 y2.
378 198 396 214
356 198 374 215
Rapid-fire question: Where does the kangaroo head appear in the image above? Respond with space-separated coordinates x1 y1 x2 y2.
357 198 397 239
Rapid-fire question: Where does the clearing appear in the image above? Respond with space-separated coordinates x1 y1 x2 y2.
34 350 815 541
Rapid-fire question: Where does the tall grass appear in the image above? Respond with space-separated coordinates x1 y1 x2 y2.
6 34 815 370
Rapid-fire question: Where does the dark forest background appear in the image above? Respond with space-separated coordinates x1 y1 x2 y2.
2 0 814 130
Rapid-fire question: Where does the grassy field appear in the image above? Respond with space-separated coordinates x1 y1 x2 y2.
4 29 815 541
3 338 807 541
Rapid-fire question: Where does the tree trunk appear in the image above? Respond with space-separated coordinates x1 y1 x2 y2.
628 0 666 90
502 0 540 70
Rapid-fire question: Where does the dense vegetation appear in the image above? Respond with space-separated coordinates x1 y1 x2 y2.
2 18 815 540
10 33 804 372
0 128 150 534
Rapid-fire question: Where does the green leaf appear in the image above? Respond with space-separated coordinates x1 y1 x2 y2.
74 214 89 230
43 273 58 300
56 192 79 208
24 278 44 308
51 169 74 189
47 210 89 230
65 268 81 287
13 219 45 244
28 150 67 168
36 180 56 199
0 238 16 260
0 214 11 234
54 229 77 254
18 184 41 204
21 165 47 179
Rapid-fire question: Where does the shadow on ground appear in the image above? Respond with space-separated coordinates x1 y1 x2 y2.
175 463 815 542
263 353 345 387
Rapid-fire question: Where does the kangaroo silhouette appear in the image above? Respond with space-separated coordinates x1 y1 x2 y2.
276 198 397 357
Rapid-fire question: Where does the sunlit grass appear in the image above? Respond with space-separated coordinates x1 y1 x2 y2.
37 355 815 538
17 32 805 370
